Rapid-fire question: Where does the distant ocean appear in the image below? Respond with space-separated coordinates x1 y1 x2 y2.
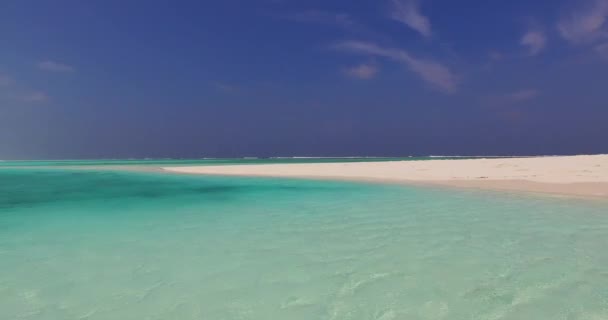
1 160 607 319
0 156 472 167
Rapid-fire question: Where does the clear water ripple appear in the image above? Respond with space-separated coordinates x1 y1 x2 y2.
1 168 607 319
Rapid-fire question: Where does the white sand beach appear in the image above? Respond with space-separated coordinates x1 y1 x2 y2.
164 155 608 198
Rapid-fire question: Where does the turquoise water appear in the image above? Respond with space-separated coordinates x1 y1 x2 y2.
1 168 608 319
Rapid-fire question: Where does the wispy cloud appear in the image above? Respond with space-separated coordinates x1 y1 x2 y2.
334 41 457 93
23 91 50 102
343 63 378 79
596 42 608 59
282 10 355 29
389 0 432 38
0 74 13 86
507 89 540 101
488 51 505 61
213 82 239 93
0 73 50 103
481 89 540 108
557 0 608 44
38 60 75 73
278 10 387 41
521 30 547 56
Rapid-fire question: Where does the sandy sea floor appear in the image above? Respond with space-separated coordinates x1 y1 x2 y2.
1 168 608 319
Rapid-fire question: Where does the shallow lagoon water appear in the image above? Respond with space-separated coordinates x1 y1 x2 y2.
1 168 607 319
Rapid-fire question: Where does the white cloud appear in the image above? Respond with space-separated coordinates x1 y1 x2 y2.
343 63 378 79
390 0 432 38
521 30 547 56
334 41 457 93
0 74 50 103
38 60 75 72
507 89 539 102
557 0 608 44
23 92 50 102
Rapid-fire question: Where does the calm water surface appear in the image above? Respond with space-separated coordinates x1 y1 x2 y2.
1 167 607 319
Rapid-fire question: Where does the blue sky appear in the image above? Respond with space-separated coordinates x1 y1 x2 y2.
1 0 607 159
